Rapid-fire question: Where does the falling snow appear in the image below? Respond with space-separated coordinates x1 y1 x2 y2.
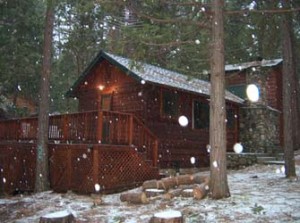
178 115 188 127
0 161 299 222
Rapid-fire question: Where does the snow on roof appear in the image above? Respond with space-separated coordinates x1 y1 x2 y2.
103 52 244 104
67 51 244 103
225 58 282 72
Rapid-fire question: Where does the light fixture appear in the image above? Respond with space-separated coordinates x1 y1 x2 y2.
98 85 105 91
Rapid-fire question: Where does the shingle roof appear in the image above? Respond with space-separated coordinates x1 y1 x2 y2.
225 59 282 72
67 51 244 104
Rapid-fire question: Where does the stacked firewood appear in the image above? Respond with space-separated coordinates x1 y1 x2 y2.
120 173 210 204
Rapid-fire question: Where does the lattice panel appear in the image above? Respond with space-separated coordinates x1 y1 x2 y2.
70 147 94 193
97 147 158 192
49 146 70 192
0 143 36 194
0 143 158 194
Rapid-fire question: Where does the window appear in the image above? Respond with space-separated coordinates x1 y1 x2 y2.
227 85 246 99
101 94 112 111
193 100 209 129
161 90 178 117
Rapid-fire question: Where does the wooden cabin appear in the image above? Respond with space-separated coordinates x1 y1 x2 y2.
0 51 244 194
224 59 284 151
67 51 244 168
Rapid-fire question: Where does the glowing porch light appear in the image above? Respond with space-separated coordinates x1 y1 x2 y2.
98 85 105 91
246 84 259 102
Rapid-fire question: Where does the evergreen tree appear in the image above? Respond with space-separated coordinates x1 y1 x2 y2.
0 0 44 116
35 0 55 192
50 0 108 112
209 0 230 199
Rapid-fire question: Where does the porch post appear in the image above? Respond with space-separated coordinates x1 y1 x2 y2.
62 115 69 141
67 147 72 190
97 111 103 143
92 146 99 190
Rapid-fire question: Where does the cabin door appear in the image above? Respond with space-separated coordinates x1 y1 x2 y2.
100 94 112 111
100 94 112 143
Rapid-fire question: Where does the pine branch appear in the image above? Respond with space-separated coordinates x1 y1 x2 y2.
226 7 300 15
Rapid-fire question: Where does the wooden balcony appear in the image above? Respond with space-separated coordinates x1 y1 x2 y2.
0 111 159 194
0 110 158 167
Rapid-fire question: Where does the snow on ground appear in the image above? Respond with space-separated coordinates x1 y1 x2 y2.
0 164 300 222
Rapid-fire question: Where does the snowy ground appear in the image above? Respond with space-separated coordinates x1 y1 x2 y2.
0 156 300 223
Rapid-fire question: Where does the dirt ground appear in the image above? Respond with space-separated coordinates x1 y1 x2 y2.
0 153 300 223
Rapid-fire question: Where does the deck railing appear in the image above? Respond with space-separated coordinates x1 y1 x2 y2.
0 110 158 166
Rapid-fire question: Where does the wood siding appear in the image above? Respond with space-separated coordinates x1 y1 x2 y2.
73 60 240 168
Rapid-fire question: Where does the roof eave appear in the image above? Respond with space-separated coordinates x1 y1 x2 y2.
65 51 143 98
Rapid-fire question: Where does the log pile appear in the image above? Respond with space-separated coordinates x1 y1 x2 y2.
120 173 210 204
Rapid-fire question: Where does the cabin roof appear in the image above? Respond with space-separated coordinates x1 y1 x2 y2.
67 50 244 104
225 59 282 72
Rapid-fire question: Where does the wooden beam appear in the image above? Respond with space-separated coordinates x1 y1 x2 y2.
97 111 103 143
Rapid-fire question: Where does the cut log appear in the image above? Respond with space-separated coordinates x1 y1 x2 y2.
181 188 194 197
160 177 177 190
150 210 183 223
120 192 149 204
164 188 183 200
143 180 159 190
39 210 75 223
192 174 210 184
193 183 209 200
175 175 194 185
145 189 166 198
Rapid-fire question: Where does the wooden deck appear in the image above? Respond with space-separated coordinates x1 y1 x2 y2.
0 111 159 194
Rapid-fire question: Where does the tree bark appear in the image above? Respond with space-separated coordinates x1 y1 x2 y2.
35 0 55 192
209 0 230 199
281 0 297 178
120 192 149 204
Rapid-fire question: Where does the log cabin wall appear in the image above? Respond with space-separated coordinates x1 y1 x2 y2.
265 66 283 111
75 60 240 168
144 87 239 168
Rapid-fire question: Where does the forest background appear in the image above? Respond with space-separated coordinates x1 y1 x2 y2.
1 0 300 116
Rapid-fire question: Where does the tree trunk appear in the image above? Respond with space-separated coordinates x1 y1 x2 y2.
40 210 75 223
35 0 55 192
150 210 183 223
281 0 297 178
209 0 230 199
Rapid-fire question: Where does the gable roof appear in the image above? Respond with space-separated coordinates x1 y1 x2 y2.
225 59 282 72
67 50 244 104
